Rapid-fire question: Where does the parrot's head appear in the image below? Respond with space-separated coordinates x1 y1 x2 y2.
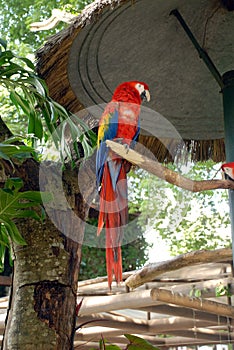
221 162 234 180
112 81 150 104
133 81 150 102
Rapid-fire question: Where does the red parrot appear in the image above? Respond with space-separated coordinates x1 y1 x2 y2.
221 162 234 180
96 81 150 288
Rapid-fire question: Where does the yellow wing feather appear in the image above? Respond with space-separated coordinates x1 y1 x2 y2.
97 113 111 148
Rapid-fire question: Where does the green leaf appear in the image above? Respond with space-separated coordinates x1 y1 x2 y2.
28 113 35 135
27 76 47 97
4 177 23 191
1 217 26 245
105 345 121 350
0 38 7 50
48 101 59 123
0 178 52 221
0 150 12 163
0 178 52 250
124 334 159 350
17 56 35 70
0 144 33 158
20 191 53 203
10 90 31 115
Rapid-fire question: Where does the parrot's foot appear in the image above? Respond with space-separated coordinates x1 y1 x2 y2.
114 138 130 153
114 137 130 154
114 138 124 143
123 143 130 154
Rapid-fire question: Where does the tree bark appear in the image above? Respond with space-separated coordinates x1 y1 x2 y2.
3 218 80 350
1 157 94 349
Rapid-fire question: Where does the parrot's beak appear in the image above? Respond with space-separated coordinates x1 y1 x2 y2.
141 89 150 102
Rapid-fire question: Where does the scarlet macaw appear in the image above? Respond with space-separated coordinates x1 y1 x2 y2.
96 81 150 288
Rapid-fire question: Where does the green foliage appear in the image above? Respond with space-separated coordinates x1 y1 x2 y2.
0 40 96 163
0 137 33 166
89 334 159 350
0 177 52 271
80 210 149 280
0 0 93 53
128 161 231 256
80 238 148 280
189 285 207 298
124 334 159 349
0 39 97 272
80 235 149 280
215 283 232 297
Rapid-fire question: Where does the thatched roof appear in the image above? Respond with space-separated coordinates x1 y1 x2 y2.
36 0 234 163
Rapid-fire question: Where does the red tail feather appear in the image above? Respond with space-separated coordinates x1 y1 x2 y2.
98 162 127 288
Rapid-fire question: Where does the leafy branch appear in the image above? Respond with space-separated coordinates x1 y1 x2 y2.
0 38 96 163
0 177 52 270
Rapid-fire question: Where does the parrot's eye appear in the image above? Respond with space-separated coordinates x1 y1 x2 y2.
135 83 144 94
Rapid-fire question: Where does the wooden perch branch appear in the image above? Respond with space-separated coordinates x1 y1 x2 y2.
125 248 232 289
150 287 234 318
106 140 234 192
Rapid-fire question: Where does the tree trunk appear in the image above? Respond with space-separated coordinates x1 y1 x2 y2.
3 219 81 350
2 159 94 349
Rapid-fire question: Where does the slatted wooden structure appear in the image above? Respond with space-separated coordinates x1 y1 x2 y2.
0 249 233 348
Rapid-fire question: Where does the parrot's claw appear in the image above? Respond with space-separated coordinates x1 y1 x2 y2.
114 138 124 144
114 138 130 153
123 143 130 154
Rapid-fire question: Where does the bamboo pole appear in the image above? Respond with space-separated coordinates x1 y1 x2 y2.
125 248 232 289
75 322 233 343
106 140 234 192
142 304 234 326
78 289 158 316
146 277 234 298
77 313 212 334
77 313 148 334
151 288 234 318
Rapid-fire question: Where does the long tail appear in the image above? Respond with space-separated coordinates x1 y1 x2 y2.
97 160 128 289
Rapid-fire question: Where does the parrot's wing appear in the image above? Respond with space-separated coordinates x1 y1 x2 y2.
131 117 140 146
96 108 119 190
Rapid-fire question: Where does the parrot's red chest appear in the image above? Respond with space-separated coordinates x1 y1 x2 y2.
116 103 140 144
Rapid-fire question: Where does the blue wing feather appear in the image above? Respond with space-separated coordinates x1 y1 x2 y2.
96 107 140 190
96 109 119 190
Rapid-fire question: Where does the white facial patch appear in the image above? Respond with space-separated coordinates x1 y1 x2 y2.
135 83 150 102
135 83 145 95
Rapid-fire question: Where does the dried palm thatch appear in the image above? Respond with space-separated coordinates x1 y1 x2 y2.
35 0 234 163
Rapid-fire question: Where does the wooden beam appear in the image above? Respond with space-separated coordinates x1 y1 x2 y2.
151 288 234 318
157 336 234 347
106 140 234 192
125 248 232 289
165 329 233 342
141 304 234 326
0 276 11 286
78 289 159 316
77 313 148 334
75 326 233 343
146 277 234 298
78 313 213 334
